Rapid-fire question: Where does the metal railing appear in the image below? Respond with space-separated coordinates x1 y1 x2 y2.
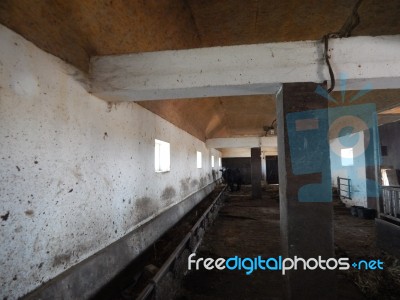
136 185 227 300
337 177 351 200
381 186 400 223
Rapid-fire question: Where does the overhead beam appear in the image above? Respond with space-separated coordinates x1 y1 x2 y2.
90 35 400 101
206 137 277 149
220 147 278 158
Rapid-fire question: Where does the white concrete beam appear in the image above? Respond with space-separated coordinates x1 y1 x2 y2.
219 147 278 158
90 35 400 101
220 148 251 158
206 136 277 149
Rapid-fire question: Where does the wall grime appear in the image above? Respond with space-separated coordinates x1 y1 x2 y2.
0 25 221 299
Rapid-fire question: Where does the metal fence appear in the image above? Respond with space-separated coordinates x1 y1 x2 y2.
337 177 351 200
381 186 400 222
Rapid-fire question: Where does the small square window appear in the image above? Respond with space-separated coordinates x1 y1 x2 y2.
197 151 202 168
211 155 215 168
341 148 353 167
155 139 170 172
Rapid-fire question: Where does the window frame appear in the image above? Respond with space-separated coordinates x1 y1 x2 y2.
340 148 354 167
155 139 171 173
196 151 202 169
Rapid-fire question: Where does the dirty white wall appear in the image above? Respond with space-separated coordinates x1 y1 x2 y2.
0 25 220 299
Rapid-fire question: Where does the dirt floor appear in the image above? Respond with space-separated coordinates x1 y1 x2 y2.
177 185 285 300
334 194 400 299
95 184 400 300
177 185 400 300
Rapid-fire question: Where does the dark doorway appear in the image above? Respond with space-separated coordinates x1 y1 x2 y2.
265 156 279 184
221 157 251 184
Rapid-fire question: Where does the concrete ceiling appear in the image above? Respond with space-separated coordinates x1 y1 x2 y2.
1 0 400 141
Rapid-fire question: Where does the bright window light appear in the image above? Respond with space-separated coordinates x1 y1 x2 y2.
197 151 202 168
211 155 215 168
381 169 389 186
341 148 354 166
219 157 222 167
155 139 170 172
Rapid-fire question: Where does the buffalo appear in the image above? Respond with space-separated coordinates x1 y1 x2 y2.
220 168 242 192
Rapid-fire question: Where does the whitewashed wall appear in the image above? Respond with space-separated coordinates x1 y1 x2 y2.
0 25 220 299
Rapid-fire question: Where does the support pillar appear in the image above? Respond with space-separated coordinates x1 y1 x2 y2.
277 83 336 299
251 147 262 199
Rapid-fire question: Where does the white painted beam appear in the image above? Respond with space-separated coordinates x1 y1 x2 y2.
90 35 400 101
206 137 277 149
219 147 278 158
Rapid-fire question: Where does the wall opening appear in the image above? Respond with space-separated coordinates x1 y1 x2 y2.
197 151 202 168
155 139 170 172
341 148 354 167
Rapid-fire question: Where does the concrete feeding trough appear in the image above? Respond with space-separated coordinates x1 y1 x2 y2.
357 208 377 219
350 206 362 217
351 206 376 219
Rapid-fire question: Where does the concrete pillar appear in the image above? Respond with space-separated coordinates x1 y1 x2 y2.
277 83 336 300
251 147 262 199
261 154 267 181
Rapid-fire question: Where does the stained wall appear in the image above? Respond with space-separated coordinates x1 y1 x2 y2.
0 25 220 299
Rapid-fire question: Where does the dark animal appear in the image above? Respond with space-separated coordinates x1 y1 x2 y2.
220 168 242 192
